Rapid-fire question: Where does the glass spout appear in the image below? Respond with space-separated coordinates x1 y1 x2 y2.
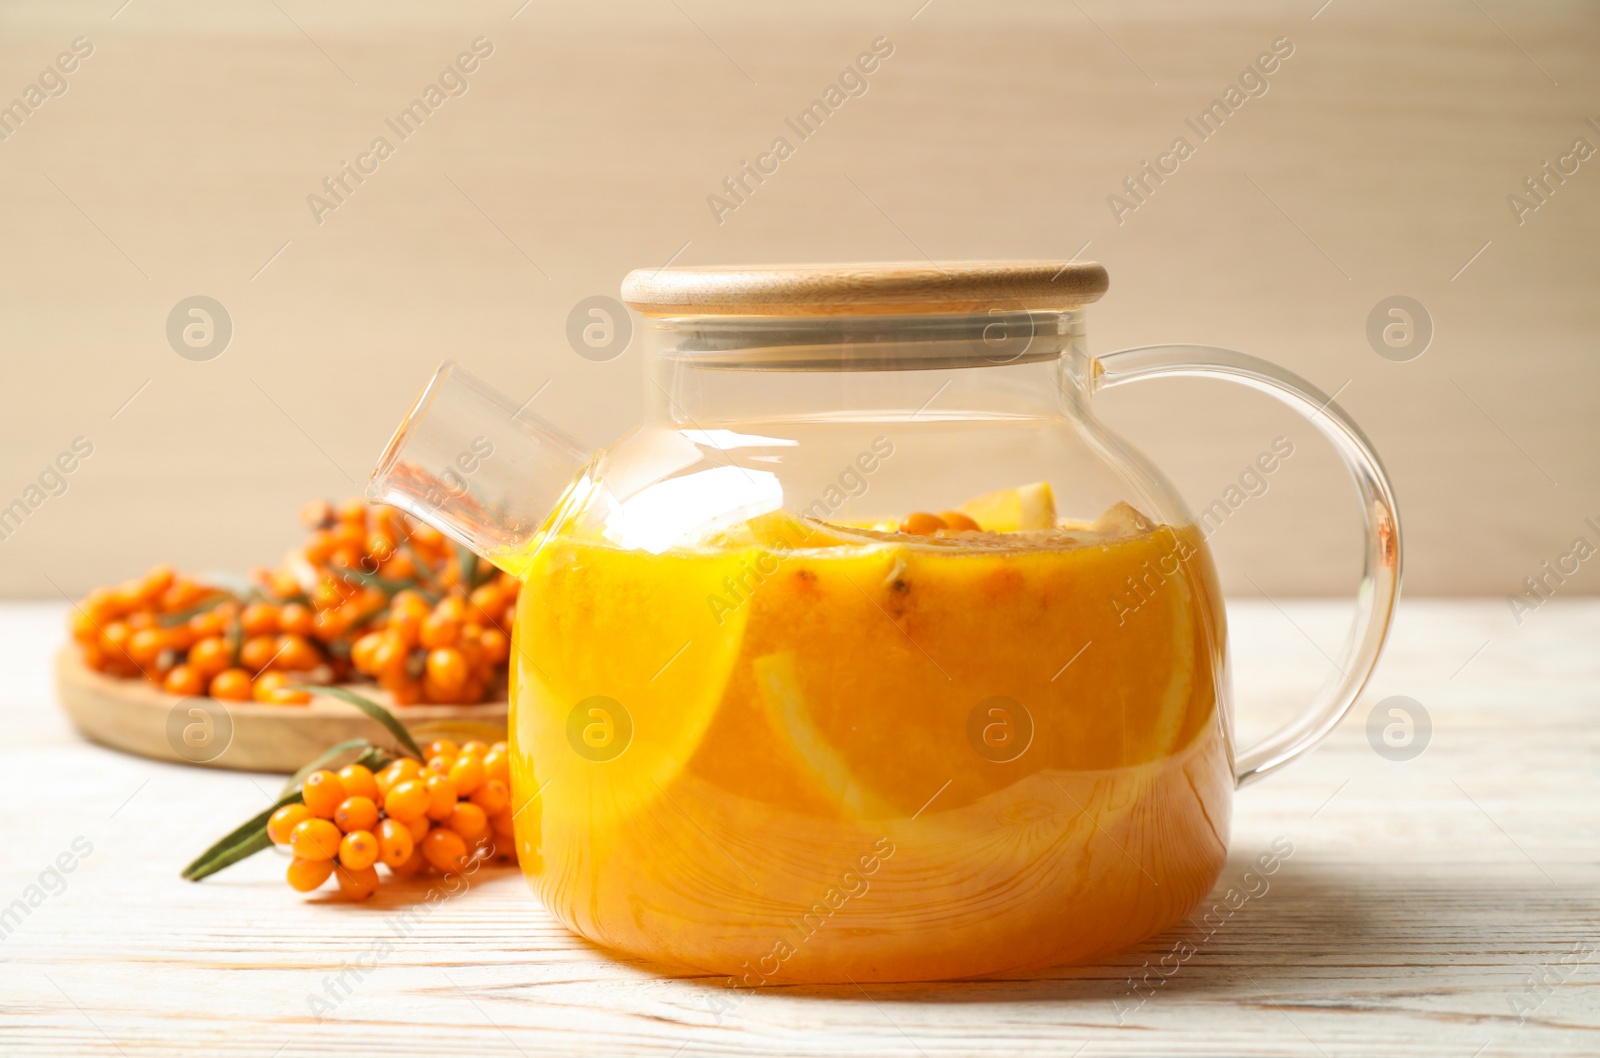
367 361 590 573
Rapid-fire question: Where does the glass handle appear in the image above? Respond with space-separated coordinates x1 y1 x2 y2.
1094 344 1402 788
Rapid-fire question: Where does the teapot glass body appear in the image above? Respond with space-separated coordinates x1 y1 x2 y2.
369 268 1399 983
507 308 1233 982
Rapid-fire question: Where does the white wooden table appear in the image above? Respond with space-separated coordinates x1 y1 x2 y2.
3 599 1597 1056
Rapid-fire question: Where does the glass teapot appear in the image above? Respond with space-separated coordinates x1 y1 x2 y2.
369 261 1400 984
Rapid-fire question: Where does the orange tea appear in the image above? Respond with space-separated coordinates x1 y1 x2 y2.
504 491 1230 982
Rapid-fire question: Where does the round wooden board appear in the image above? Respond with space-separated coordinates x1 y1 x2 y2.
54 647 508 773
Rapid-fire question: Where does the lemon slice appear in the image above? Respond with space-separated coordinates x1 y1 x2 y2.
959 481 1057 531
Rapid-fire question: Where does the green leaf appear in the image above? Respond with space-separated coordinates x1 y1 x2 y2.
181 791 298 881
290 684 424 760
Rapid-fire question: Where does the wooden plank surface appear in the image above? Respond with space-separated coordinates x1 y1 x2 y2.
3 598 1597 1055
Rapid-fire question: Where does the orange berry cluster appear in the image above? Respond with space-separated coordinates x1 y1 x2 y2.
347 587 514 705
267 739 515 900
71 498 519 705
71 564 321 704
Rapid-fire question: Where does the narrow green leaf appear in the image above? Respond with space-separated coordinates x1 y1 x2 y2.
184 828 275 882
181 791 298 881
290 684 424 760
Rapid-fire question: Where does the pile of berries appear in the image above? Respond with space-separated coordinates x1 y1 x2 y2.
71 564 322 704
266 739 516 900
71 498 517 705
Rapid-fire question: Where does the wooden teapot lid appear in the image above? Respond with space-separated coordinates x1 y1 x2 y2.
621 260 1108 317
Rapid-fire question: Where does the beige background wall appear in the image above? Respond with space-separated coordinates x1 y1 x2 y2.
0 0 1595 601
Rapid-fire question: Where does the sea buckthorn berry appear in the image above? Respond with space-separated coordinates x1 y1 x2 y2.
405 815 431 842
899 511 947 536
424 739 459 760
268 803 313 845
478 628 510 666
426 754 455 775
267 569 301 599
481 748 510 784
337 764 380 802
312 607 356 642
287 856 335 892
273 634 321 672
252 671 311 705
210 668 253 701
366 532 395 563
278 602 315 637
489 807 515 840
374 762 410 798
139 564 176 601
389 758 423 782
448 754 485 798
240 635 281 675
378 553 417 580
468 584 504 623
302 770 347 818
471 778 509 816
240 602 280 637
445 801 488 843
368 634 406 678
163 664 205 697
460 740 490 758
423 774 458 821
337 498 368 525
335 864 380 901
188 637 231 678
384 780 429 823
938 510 981 532
376 819 414 869
289 818 342 861
350 632 384 675
338 829 380 871
334 796 379 835
421 827 469 874
418 612 459 650
161 579 209 612
391 845 426 877
127 627 167 666
101 620 132 652
425 648 468 694
392 590 429 614
187 610 226 640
